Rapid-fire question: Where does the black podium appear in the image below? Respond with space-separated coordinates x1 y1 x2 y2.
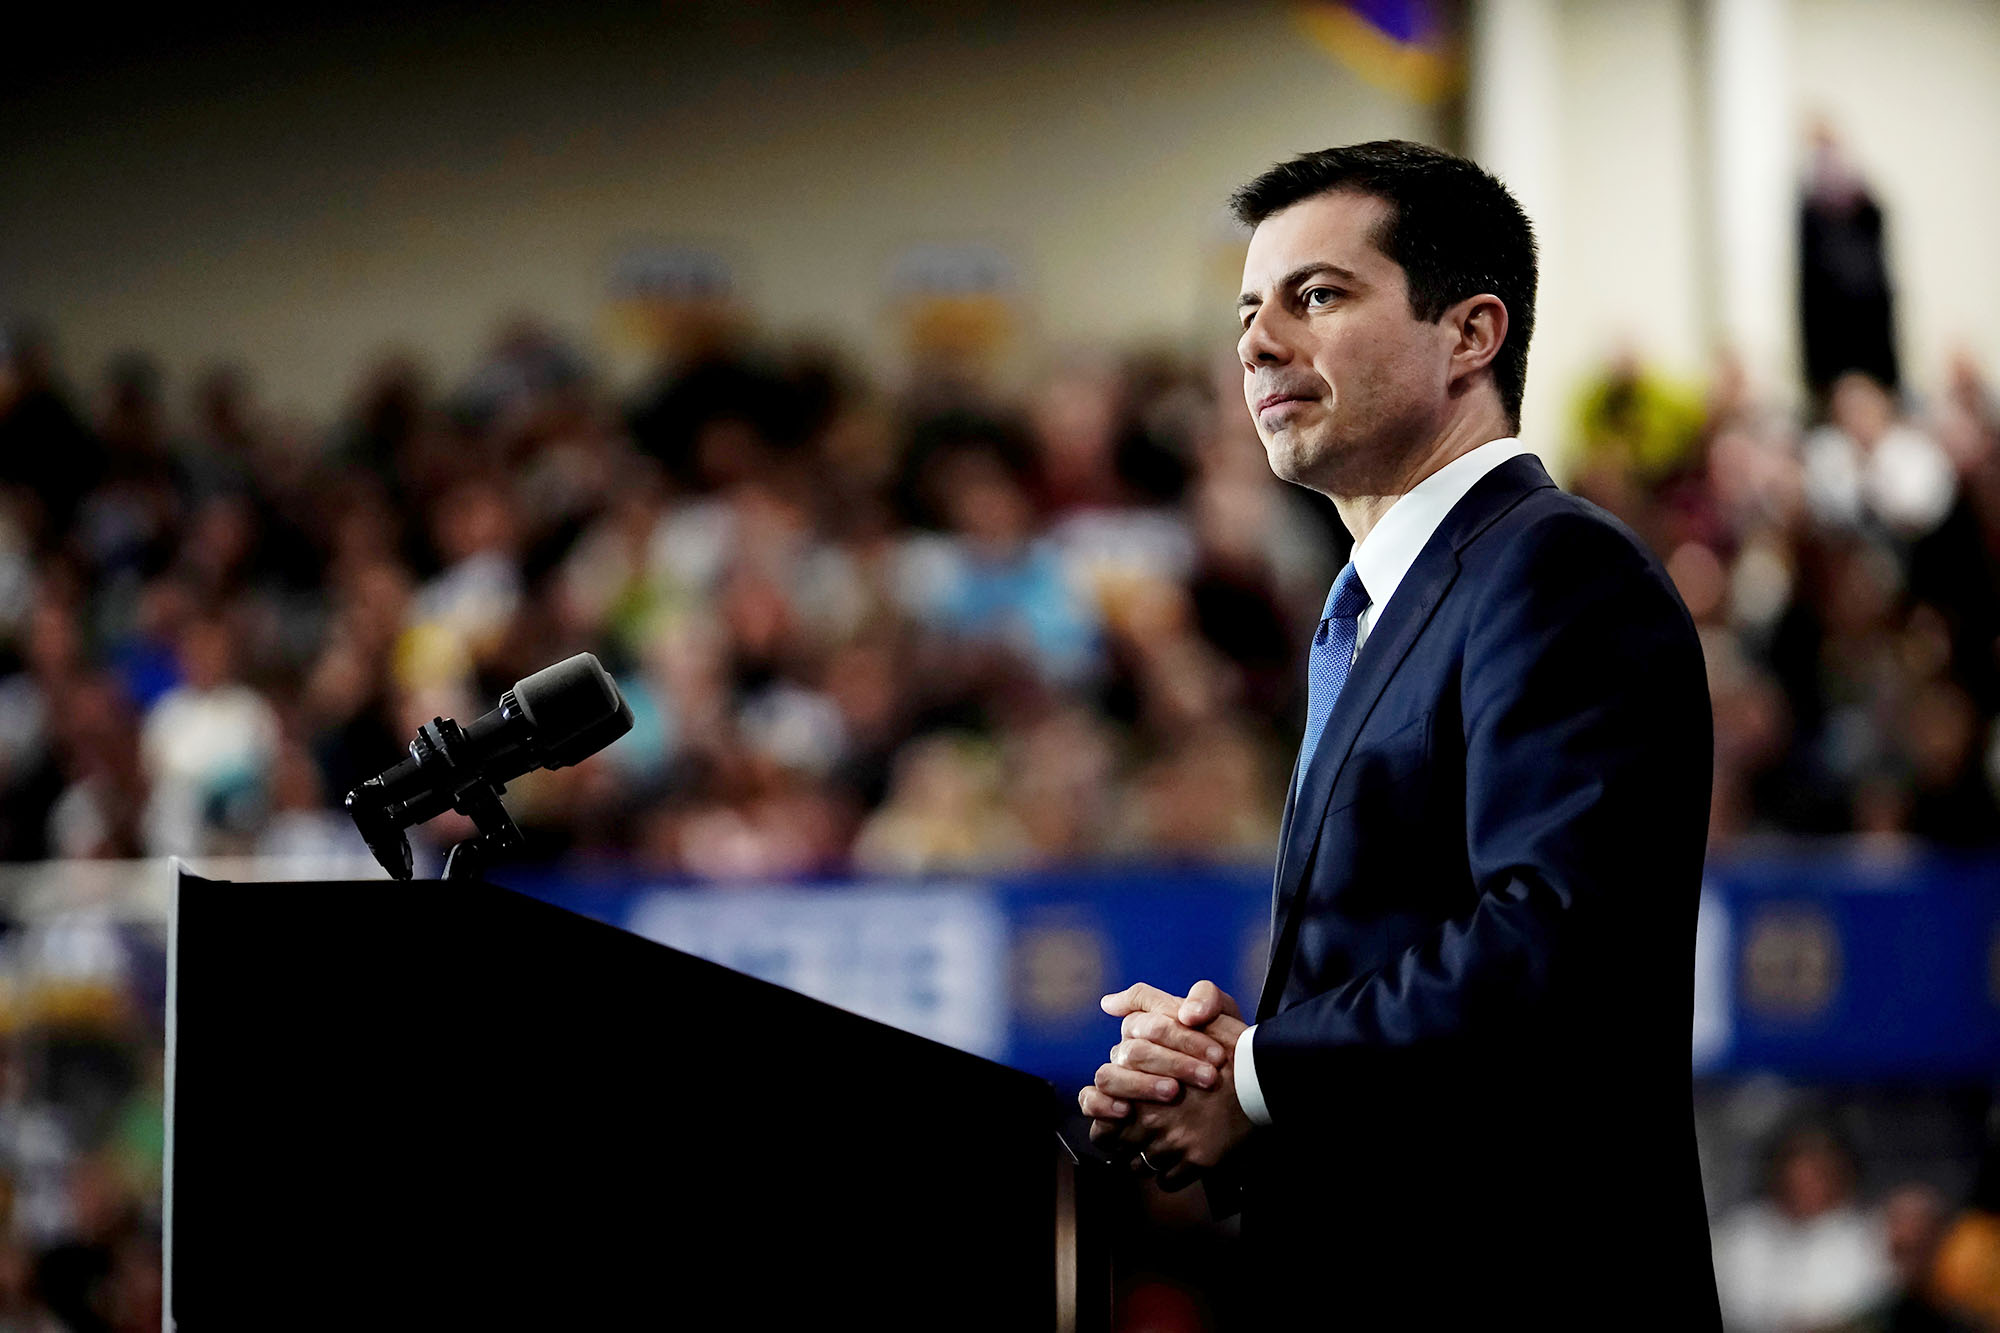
165 869 1095 1328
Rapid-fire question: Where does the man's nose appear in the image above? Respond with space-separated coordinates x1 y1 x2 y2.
1238 309 1289 367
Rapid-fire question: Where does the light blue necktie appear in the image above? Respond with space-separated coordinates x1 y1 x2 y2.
1301 562 1370 772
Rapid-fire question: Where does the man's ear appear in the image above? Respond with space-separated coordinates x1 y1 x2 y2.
1446 294 1509 387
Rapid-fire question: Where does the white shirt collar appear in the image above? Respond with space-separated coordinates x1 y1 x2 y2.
1349 437 1534 626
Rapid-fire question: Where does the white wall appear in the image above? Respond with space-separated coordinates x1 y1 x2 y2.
1705 0 1796 403
14 1 1992 433
1472 0 1711 464
0 4 1435 419
1553 0 1709 426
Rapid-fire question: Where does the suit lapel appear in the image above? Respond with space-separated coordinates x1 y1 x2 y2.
1268 749 1304 938
1256 454 1555 1020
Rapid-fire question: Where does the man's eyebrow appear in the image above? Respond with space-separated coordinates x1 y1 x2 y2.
1237 262 1362 309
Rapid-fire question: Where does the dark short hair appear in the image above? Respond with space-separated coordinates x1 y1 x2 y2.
1231 140 1538 431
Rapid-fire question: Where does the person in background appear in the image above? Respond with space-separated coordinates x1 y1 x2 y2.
1713 1119 1895 1332
1800 124 1899 399
1846 1182 1977 1333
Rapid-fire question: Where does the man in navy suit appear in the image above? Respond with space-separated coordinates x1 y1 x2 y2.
1077 142 1721 1325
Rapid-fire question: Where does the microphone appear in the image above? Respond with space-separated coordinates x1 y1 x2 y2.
346 653 634 879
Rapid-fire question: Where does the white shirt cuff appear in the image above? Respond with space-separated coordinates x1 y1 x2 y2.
1234 1023 1273 1126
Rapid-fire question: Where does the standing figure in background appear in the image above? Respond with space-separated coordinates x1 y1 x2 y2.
1801 124 1900 400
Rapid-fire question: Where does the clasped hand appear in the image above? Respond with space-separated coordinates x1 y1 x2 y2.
1076 979 1254 1191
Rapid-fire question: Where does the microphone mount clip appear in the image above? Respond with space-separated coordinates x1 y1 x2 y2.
422 714 526 881
346 712 527 882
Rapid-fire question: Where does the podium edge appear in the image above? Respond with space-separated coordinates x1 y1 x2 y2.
162 857 183 1333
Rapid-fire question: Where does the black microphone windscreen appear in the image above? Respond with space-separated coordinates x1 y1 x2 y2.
512 653 631 754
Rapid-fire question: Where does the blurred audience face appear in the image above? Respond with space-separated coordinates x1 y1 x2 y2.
192 366 255 450
184 495 256 585
65 1156 128 1243
718 568 791 663
1030 365 1123 504
1774 1130 1856 1220
24 597 83 682
939 449 1034 551
892 735 987 822
1883 1183 1949 1291
1830 373 1896 447
176 618 237 693
1824 541 1900 640
1007 707 1115 860
1666 542 1728 625
824 639 899 737
342 560 413 652
1906 681 1979 787
432 480 517 564
1236 189 1456 495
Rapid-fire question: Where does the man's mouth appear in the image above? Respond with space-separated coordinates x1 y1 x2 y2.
1257 391 1316 414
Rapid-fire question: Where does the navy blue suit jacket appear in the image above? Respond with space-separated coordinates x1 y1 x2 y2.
1230 454 1722 1327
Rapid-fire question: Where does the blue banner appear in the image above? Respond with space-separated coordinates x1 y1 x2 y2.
500 852 2000 1093
1697 850 2000 1080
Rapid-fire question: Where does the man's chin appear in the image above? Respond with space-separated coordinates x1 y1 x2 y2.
1260 432 1319 487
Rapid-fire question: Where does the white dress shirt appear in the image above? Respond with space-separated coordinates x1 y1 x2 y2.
1234 436 1535 1126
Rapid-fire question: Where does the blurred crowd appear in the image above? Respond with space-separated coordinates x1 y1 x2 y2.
1571 350 2000 849
0 953 161 1333
2 315 1997 880
3 308 2000 1330
1122 1100 2000 1332
1709 1115 2000 1333
0 317 1344 876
